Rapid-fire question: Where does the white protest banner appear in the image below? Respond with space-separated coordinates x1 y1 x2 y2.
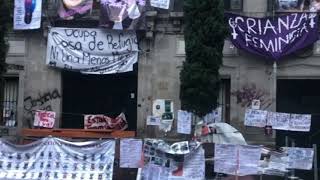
0 137 115 180
120 138 143 168
150 0 170 9
287 147 314 170
289 114 311 132
244 109 268 127
146 116 161 126
46 27 138 74
14 0 42 30
214 144 262 176
177 110 192 134
267 112 290 130
33 110 56 128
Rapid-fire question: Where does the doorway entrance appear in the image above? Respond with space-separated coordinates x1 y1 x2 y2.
276 79 320 180
61 66 138 130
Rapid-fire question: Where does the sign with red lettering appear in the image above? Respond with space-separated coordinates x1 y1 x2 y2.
33 110 56 128
84 113 128 130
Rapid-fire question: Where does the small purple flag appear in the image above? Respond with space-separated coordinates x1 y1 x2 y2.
225 13 319 60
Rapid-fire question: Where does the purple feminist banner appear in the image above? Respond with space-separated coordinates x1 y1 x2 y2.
226 13 319 60
58 0 93 20
100 0 146 30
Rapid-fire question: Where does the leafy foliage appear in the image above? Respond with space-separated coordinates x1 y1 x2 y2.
180 0 227 117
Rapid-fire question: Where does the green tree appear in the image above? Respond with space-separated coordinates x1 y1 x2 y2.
180 0 227 117
0 1 11 123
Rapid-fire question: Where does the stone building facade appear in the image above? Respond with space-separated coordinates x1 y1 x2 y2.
2 0 320 146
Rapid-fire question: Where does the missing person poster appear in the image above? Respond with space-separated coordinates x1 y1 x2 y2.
14 0 42 29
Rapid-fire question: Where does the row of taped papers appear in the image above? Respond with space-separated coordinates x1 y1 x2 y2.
214 144 262 176
140 146 205 180
120 138 143 168
244 109 311 132
177 110 192 134
0 137 115 180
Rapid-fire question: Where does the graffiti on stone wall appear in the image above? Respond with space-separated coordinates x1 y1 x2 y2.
231 84 272 109
24 89 61 127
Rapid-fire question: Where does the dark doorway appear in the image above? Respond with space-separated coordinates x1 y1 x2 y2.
61 65 138 130
277 79 320 180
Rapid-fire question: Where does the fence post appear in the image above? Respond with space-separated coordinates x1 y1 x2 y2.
314 144 318 180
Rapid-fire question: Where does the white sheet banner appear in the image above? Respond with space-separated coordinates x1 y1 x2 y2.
14 0 42 30
150 0 170 9
0 137 115 180
46 27 139 74
214 144 262 176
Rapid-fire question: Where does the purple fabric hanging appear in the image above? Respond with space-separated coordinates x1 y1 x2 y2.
225 13 319 60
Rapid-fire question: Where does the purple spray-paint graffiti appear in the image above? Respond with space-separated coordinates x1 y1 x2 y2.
231 84 272 109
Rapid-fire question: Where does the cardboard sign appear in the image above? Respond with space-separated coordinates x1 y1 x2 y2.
33 110 56 128
84 113 128 130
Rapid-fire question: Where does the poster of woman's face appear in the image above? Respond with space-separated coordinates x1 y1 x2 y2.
276 0 320 12
58 0 93 20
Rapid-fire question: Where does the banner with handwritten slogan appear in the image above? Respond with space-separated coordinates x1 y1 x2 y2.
225 13 319 60
46 27 138 74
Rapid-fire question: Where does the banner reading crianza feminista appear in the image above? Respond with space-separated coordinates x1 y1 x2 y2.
46 27 138 74
226 13 319 60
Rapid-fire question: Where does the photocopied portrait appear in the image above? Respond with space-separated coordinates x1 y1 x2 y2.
58 0 93 20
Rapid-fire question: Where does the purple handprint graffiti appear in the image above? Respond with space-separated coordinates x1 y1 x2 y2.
231 84 272 109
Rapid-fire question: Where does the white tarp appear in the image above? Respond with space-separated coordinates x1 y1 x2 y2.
0 137 115 180
46 27 139 74
14 0 42 29
194 122 247 145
